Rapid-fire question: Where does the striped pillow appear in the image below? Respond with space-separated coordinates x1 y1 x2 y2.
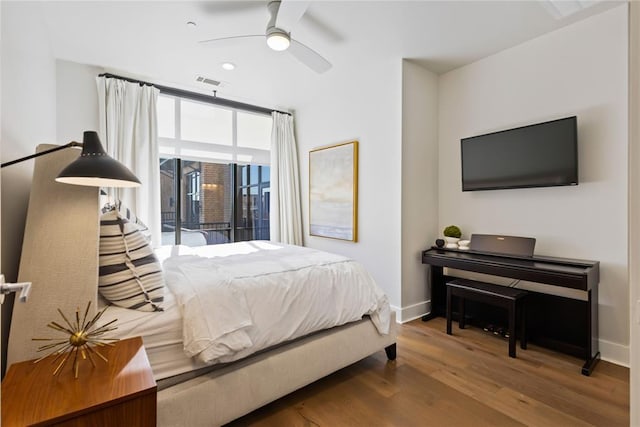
101 199 151 241
99 209 164 311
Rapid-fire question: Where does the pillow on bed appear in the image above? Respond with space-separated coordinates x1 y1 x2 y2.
101 199 151 240
99 208 164 311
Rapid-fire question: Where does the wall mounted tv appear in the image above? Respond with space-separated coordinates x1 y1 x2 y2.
461 116 578 191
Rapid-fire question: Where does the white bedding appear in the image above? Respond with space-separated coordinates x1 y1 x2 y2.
100 241 391 377
162 241 390 365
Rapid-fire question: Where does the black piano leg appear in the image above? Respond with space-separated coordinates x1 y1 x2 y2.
423 266 444 322
385 344 397 361
582 352 600 376
421 312 436 321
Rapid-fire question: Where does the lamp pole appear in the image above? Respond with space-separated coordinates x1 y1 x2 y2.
0 142 81 169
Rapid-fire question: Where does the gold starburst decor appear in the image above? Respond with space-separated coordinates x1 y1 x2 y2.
32 301 119 379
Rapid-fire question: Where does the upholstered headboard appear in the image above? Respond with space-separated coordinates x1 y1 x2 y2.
7 144 100 365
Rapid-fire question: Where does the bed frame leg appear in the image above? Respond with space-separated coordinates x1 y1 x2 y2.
384 343 397 360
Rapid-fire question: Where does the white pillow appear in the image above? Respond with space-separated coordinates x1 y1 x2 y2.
98 209 164 311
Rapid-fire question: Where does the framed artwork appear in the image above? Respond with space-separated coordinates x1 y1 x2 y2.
309 140 358 242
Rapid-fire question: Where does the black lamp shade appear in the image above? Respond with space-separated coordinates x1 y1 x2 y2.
55 131 141 188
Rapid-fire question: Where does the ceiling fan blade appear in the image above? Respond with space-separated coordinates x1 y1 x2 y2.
275 0 310 30
288 39 332 74
199 35 263 45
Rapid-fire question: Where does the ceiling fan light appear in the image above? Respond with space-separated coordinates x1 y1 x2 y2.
266 30 290 51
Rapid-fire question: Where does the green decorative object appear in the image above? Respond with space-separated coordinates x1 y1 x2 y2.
443 225 462 238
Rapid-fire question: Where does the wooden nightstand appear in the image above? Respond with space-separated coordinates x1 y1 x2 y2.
2 336 157 426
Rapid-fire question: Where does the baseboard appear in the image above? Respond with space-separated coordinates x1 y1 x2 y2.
391 300 430 323
598 338 629 367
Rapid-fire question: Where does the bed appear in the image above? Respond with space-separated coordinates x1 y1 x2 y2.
6 144 398 426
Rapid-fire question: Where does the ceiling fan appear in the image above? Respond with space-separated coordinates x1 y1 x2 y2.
199 0 332 74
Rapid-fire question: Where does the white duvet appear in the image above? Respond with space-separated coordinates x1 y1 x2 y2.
161 241 390 365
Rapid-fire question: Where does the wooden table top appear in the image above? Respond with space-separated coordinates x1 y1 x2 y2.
1 336 156 426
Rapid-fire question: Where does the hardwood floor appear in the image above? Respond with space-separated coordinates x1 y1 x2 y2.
227 317 629 427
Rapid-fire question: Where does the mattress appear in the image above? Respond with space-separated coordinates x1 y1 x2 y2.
98 291 205 380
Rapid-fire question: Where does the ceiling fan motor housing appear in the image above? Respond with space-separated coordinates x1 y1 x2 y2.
266 26 290 51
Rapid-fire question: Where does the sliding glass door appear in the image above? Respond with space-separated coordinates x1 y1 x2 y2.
160 159 269 246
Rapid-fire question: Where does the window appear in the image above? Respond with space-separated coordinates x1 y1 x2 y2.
158 94 272 246
157 94 271 164
185 170 201 227
236 164 270 241
181 100 232 145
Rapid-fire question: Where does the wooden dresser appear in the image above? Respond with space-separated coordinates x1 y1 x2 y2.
2 336 157 426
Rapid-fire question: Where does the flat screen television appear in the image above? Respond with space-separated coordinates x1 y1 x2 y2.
461 116 578 191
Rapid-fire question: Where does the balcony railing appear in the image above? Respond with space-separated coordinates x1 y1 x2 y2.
161 212 269 245
161 211 176 223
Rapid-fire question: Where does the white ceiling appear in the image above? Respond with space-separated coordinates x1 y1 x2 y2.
33 0 623 111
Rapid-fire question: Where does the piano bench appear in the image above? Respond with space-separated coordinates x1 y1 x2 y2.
446 278 528 358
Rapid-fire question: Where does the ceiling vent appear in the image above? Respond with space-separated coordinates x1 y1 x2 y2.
195 76 221 87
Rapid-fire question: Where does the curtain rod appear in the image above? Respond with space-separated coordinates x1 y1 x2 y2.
98 73 291 117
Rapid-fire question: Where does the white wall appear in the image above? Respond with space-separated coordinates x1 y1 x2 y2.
400 60 438 321
438 5 629 363
1 2 57 284
628 2 639 424
56 60 101 143
1 1 57 374
295 56 403 308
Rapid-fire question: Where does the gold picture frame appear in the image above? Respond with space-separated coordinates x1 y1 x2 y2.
309 140 358 242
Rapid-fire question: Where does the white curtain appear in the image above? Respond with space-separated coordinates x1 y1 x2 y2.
96 76 162 247
270 112 303 245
